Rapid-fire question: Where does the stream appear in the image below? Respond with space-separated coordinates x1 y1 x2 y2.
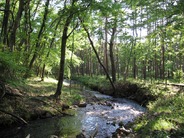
0 89 146 138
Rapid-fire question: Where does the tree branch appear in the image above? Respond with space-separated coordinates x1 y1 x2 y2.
0 9 14 22
67 22 78 38
79 17 116 94
0 109 28 125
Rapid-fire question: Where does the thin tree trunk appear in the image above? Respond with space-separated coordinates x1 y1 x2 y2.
116 46 120 79
123 42 134 82
41 17 62 81
109 18 117 82
80 18 116 94
26 0 50 76
142 60 146 80
161 32 165 80
104 17 109 78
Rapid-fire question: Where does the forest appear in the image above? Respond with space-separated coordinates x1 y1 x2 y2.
0 0 184 138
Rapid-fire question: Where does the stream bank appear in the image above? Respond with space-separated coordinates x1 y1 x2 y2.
1 77 183 137
0 88 146 138
0 78 146 138
74 76 184 137
74 76 157 106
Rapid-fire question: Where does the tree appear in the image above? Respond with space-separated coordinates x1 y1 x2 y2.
9 0 24 52
27 0 50 72
0 0 10 50
80 17 116 94
54 0 79 98
109 16 117 82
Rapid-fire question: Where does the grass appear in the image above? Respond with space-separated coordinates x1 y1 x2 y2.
73 75 110 90
0 77 85 127
133 94 184 137
7 77 84 104
132 83 184 137
75 75 184 137
122 78 184 137
2 75 184 137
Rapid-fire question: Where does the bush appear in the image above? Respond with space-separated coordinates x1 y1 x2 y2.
173 69 183 83
0 52 26 81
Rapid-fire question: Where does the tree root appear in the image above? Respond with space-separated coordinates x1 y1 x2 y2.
0 81 5 99
0 109 28 125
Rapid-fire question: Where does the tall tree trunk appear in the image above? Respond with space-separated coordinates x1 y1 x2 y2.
161 0 166 80
89 47 92 76
161 30 165 80
9 0 24 52
142 60 146 80
116 45 120 79
132 10 138 79
24 0 32 52
54 12 74 98
154 21 159 79
0 0 10 50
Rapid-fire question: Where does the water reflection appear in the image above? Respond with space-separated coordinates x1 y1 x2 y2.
79 93 146 137
0 90 146 138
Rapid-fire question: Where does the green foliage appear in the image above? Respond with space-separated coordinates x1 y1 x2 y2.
0 52 26 80
134 91 184 137
173 69 184 83
74 75 110 90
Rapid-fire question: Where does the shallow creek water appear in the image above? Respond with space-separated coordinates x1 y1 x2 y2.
0 90 146 138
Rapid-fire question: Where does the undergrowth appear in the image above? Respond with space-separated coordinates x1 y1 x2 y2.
134 93 184 138
75 75 184 137
73 75 110 90
0 77 84 127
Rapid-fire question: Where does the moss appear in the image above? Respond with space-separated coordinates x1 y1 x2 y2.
76 76 184 137
134 92 184 137
0 77 85 127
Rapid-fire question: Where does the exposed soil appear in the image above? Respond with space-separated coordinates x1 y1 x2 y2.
0 85 74 128
93 82 156 106
0 81 104 129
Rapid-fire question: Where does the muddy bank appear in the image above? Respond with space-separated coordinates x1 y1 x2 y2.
0 82 71 129
0 89 146 138
79 80 156 106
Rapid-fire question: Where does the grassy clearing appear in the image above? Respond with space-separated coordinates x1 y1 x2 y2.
0 77 84 127
7 77 84 105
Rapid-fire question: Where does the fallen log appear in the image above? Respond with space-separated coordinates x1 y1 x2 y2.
0 109 28 125
157 82 184 87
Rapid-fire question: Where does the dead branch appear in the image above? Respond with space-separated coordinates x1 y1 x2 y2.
0 109 28 125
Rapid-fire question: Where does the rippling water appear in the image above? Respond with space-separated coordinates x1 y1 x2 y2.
0 90 146 138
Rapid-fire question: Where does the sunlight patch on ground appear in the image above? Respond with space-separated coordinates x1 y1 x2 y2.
27 77 58 84
44 78 58 83
63 81 70 86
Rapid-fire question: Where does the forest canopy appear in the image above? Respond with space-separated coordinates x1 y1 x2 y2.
0 0 184 95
